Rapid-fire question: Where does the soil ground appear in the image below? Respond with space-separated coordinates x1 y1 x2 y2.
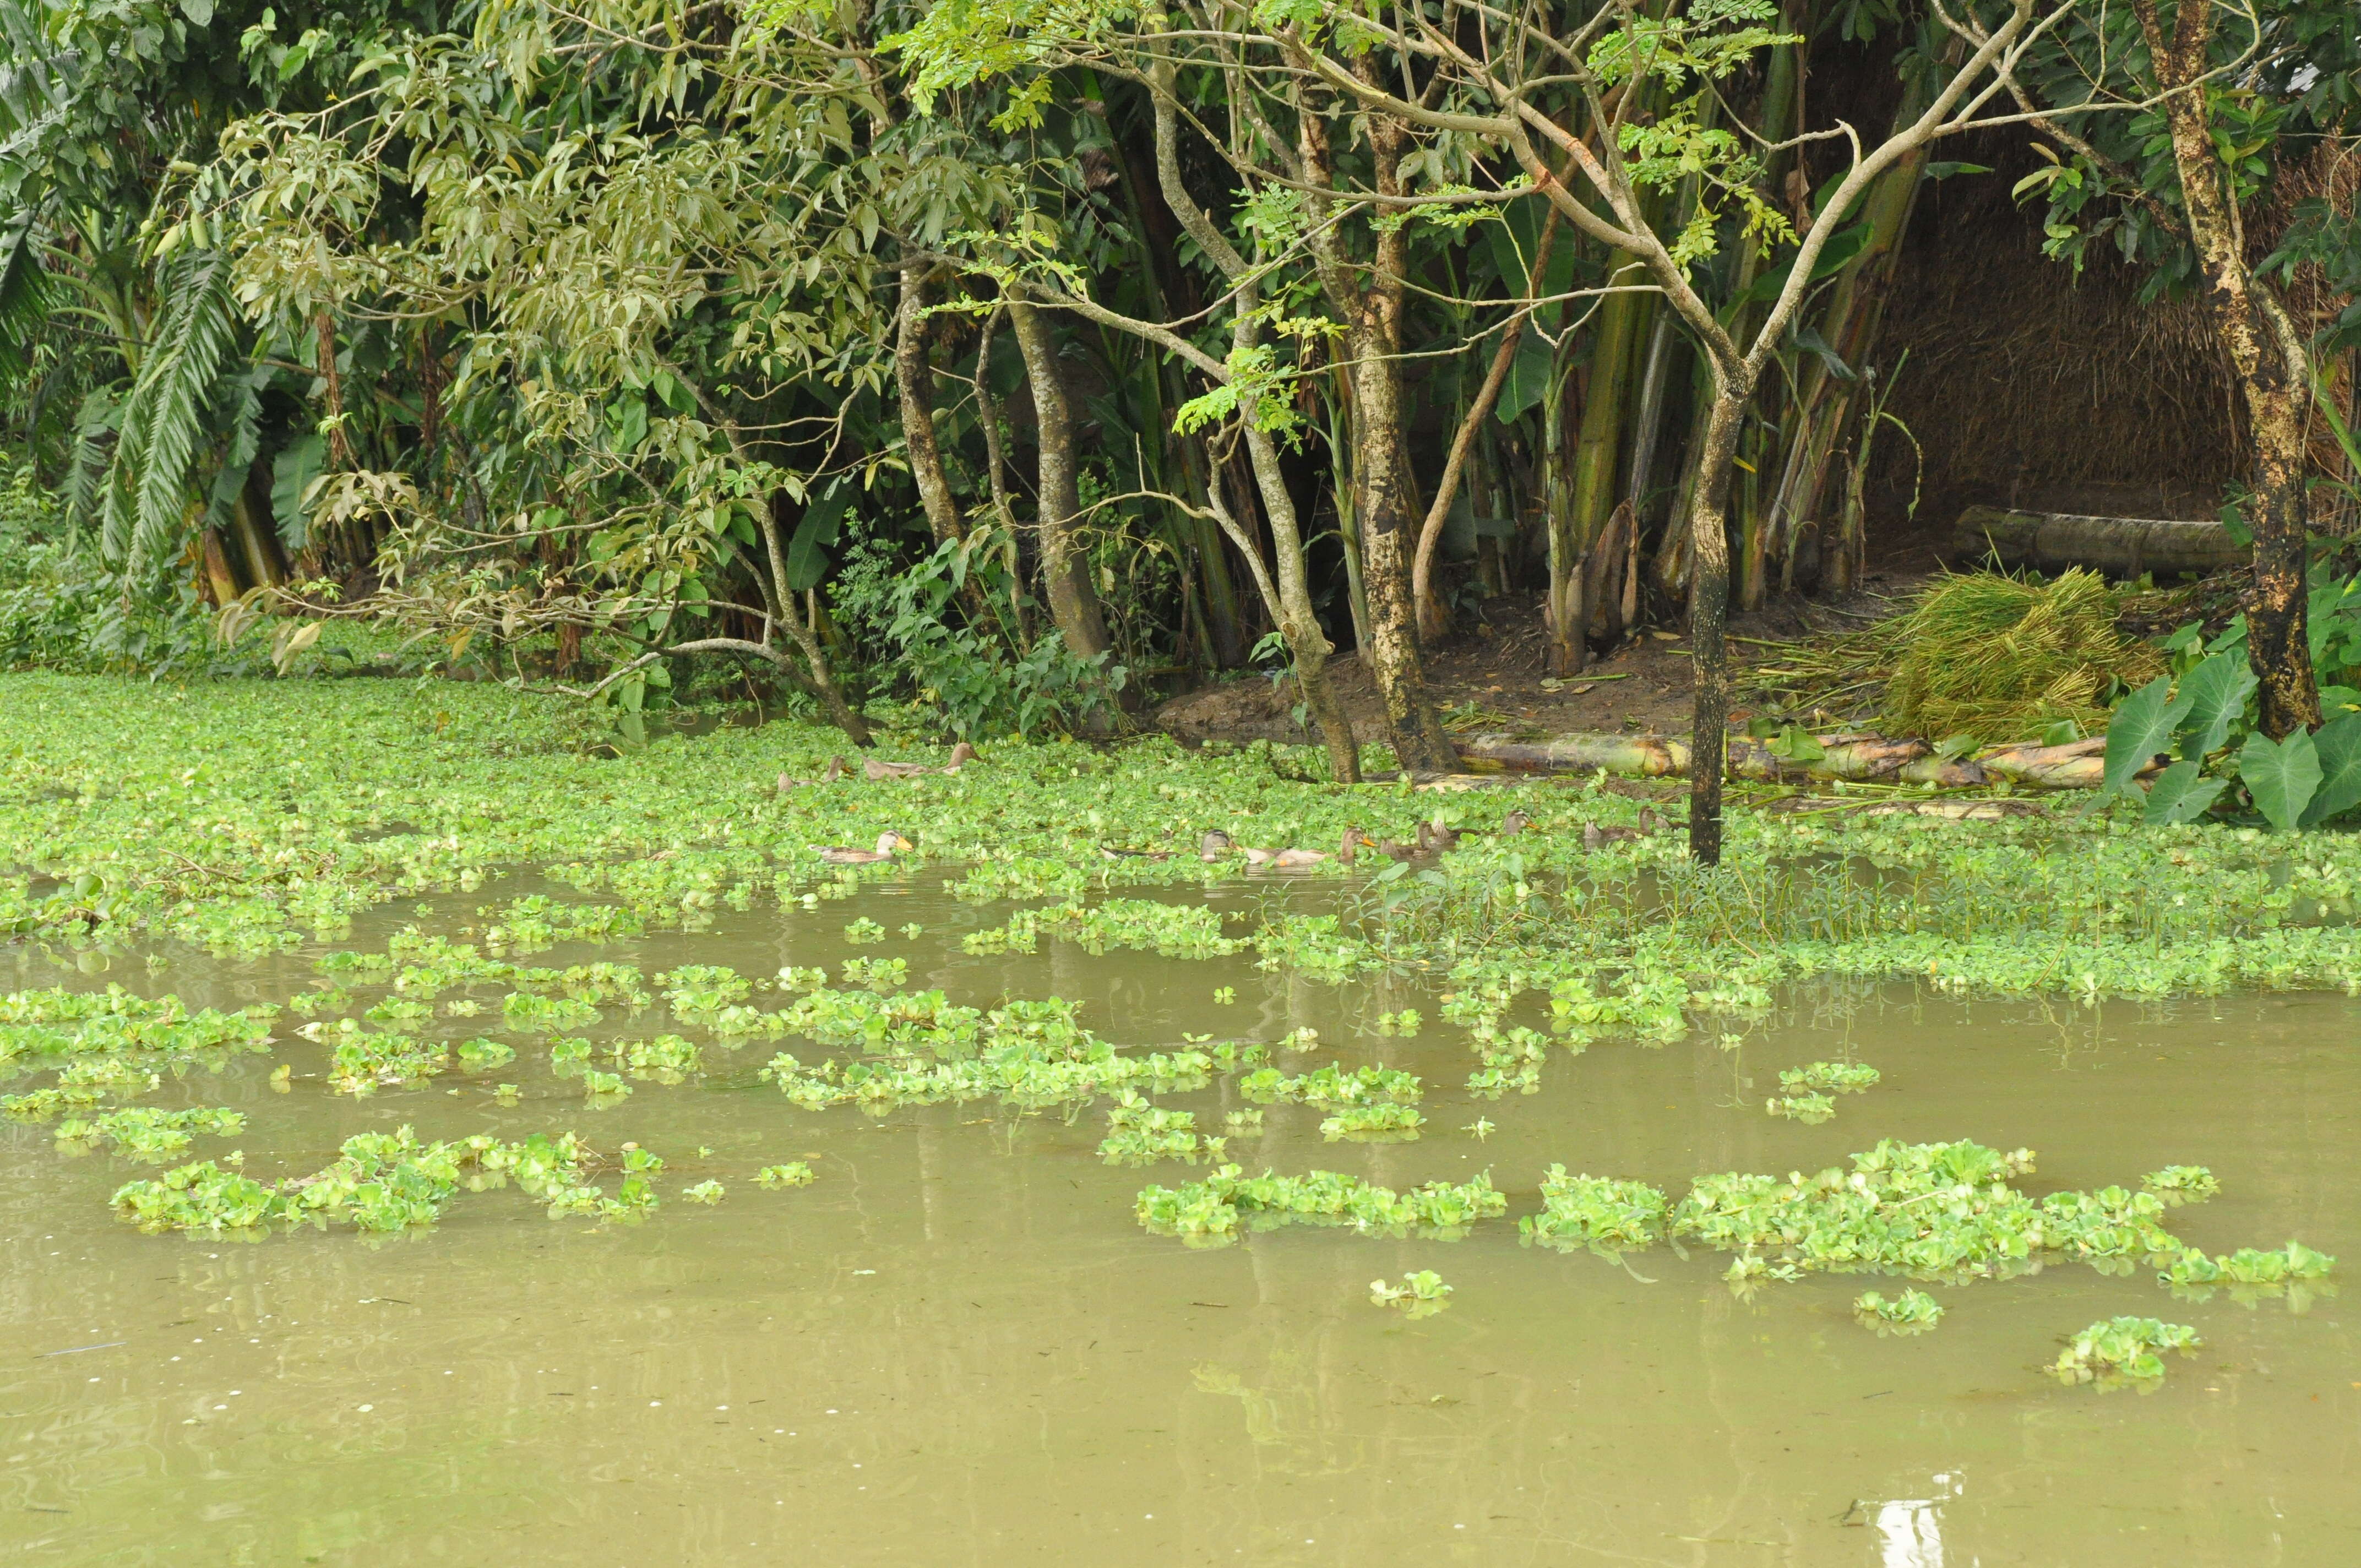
1155 570 1931 749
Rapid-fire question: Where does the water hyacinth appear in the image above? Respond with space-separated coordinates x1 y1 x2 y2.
1370 1271 1453 1315
1853 1288 1944 1334
2052 1316 2201 1387
1134 1166 1506 1245
1520 1168 1670 1251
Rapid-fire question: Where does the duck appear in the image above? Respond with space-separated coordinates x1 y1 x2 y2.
1581 821 1641 851
1418 817 1464 855
1199 830 1237 862
775 755 848 792
1243 827 1374 869
1498 808 1533 837
1100 843 1173 862
863 742 978 782
815 830 914 865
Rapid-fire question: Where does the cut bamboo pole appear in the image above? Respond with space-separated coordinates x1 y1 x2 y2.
1452 730 2129 790
1953 506 2246 577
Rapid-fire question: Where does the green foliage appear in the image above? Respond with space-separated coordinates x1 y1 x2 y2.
2051 1317 2201 1387
681 1179 725 1204
1853 1288 1944 1333
1777 1061 1880 1094
1318 1102 1424 1141
1098 1096 1217 1166
1369 1270 1452 1315
1764 1090 1835 1123
1135 1166 1506 1246
755 1161 814 1189
57 1106 245 1160
1521 1167 1669 1250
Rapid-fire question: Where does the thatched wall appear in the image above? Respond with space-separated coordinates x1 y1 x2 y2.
1868 139 2244 542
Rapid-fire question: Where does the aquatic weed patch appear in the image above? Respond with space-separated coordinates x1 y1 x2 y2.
1134 1166 1506 1245
2051 1316 2201 1389
1853 1288 1944 1334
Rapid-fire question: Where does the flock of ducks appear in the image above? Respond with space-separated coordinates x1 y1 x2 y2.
801 741 1662 868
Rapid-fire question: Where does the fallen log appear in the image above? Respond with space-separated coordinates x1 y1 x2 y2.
1452 731 2127 790
1952 505 2244 578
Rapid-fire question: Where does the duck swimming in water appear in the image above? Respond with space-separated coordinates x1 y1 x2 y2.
815 830 914 865
1242 827 1374 869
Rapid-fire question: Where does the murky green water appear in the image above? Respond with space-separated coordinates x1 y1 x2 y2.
4 876 2357 1566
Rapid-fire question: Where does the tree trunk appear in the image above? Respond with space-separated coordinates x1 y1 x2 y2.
1302 73 1450 771
761 491 871 746
2134 0 2319 736
1008 302 1113 661
894 260 966 548
1686 389 1748 864
1010 301 1129 727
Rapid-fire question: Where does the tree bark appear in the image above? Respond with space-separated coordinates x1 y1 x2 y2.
1686 390 1748 864
2133 0 2319 736
763 491 871 745
894 260 966 548
1008 301 1113 662
1301 73 1450 770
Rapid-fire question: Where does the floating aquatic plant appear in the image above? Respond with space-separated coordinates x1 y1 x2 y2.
1318 1103 1423 1141
681 1180 725 1204
2142 1166 2221 1204
1520 1168 1669 1250
1239 1063 1421 1107
1370 1271 1452 1315
1765 1091 1837 1123
844 917 887 945
56 1106 246 1160
756 1162 814 1188
1778 1061 1880 1095
1135 1166 1505 1245
2051 1316 2201 1387
1853 1288 1944 1333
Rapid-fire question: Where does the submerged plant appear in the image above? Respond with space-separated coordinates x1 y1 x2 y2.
2051 1316 2201 1387
1853 1288 1944 1334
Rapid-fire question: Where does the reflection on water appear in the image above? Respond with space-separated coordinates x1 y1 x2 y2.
3 880 2357 1565
1868 1472 1956 1568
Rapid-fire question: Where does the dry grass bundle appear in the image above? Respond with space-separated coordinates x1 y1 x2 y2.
1883 570 2163 742
1747 569 2164 742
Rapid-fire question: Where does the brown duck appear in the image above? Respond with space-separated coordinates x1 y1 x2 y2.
815 830 914 865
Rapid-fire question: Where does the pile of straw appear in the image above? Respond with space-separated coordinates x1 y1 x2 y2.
1748 569 2164 743
1883 570 2163 741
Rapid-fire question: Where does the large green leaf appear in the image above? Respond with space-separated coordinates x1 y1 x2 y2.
2142 760 2227 826
271 432 325 550
2300 713 2361 826
2102 676 2193 797
784 485 850 592
2173 651 2256 759
2238 727 2321 832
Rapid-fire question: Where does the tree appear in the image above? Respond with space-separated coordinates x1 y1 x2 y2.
2010 0 2361 738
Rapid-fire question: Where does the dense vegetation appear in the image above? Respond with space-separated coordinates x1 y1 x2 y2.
3 1 2355 860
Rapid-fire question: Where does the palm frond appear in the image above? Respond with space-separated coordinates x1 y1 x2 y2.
100 249 241 576
0 205 49 383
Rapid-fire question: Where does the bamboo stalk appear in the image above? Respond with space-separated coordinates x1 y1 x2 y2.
1451 730 2132 790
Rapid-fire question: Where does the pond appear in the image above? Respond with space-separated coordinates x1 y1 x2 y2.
3 872 2353 1566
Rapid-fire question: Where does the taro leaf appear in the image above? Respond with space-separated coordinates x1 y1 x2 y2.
2238 727 2321 832
2142 760 2227 826
2173 651 2257 759
2103 676 2194 798
2299 713 2361 826
1769 724 1826 763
